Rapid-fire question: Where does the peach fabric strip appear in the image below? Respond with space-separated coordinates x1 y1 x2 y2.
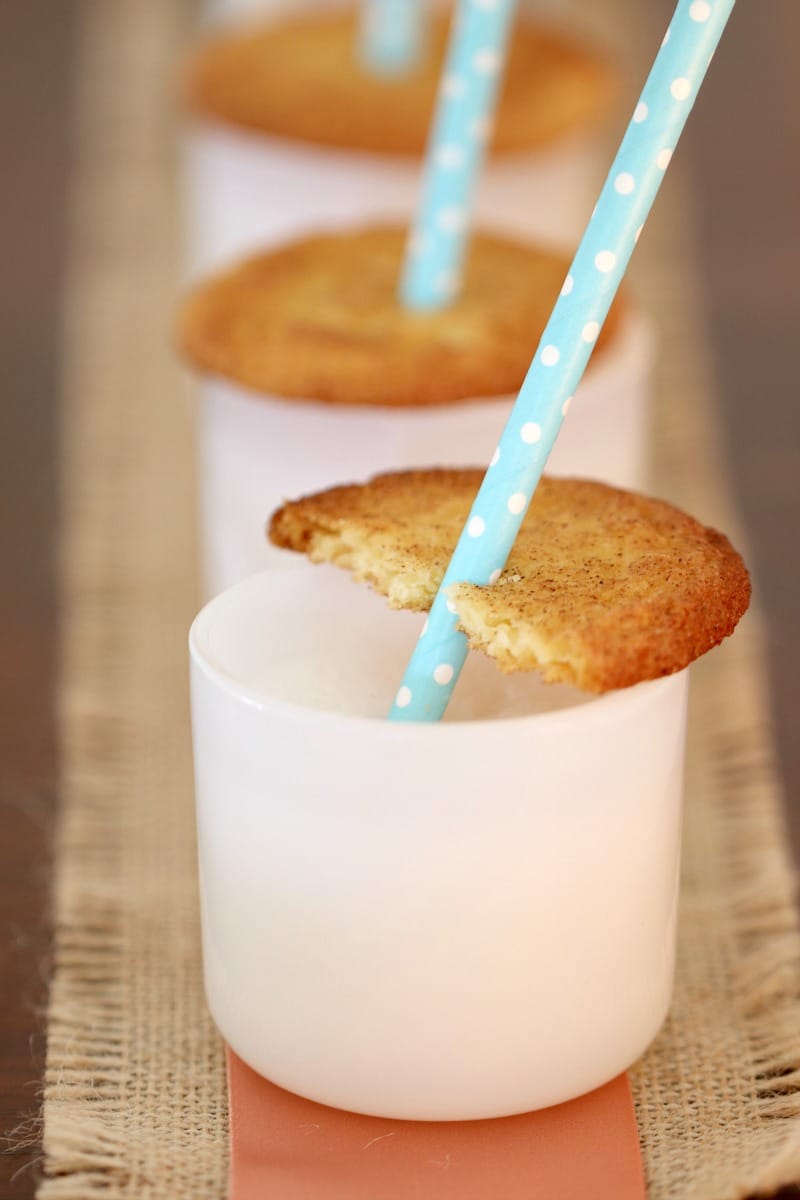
227 1049 647 1200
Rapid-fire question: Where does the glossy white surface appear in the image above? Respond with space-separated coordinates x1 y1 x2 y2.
184 123 609 278
190 564 688 1120
195 312 655 598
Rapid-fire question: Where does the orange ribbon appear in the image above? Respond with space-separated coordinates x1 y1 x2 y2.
227 1048 647 1199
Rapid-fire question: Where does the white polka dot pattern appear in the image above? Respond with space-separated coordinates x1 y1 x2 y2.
594 250 617 273
436 144 467 170
442 74 466 99
437 206 468 233
400 0 517 309
391 0 737 722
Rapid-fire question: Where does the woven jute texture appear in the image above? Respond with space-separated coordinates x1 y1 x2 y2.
40 1 800 1197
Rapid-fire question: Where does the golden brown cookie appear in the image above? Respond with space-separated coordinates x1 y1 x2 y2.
269 469 751 692
176 227 625 407
182 11 616 155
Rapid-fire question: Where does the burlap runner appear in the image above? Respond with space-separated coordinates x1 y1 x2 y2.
40 1 800 1196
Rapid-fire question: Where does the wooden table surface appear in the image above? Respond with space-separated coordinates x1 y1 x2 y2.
1 1 798 1196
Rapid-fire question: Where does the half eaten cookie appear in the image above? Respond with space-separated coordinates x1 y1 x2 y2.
268 469 751 693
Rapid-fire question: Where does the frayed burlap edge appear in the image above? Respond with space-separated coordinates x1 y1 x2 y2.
40 1 800 1198
623 100 800 1196
40 2 228 1197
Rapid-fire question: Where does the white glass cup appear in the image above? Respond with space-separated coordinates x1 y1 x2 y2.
183 0 612 276
195 311 654 598
190 562 688 1121
184 125 610 277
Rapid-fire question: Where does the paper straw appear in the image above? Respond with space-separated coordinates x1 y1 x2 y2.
389 0 736 723
400 0 518 310
360 0 427 76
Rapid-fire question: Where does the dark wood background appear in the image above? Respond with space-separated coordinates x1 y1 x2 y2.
1 3 76 1195
1 1 798 1195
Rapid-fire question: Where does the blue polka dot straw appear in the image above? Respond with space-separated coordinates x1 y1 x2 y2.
389 0 737 723
359 0 427 76
400 0 518 310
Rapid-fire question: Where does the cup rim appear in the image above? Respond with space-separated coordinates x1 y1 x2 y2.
189 568 689 739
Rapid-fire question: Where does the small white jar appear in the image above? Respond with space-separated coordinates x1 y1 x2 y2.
194 311 655 598
185 124 610 277
183 3 614 275
190 563 688 1121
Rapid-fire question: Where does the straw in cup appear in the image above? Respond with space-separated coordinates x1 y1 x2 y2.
401 0 518 309
360 0 427 76
390 0 737 722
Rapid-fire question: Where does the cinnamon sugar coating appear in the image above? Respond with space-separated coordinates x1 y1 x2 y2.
182 11 616 155
268 469 751 692
176 228 625 408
